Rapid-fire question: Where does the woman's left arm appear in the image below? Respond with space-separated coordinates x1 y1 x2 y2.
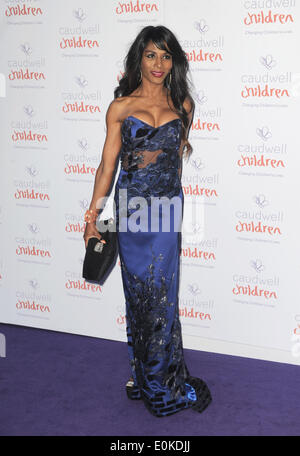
178 97 194 179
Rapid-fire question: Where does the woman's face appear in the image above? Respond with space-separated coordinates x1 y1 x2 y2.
140 40 173 86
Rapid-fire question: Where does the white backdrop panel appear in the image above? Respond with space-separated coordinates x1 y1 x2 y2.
0 0 300 366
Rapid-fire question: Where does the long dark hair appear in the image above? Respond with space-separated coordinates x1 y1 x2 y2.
114 25 194 158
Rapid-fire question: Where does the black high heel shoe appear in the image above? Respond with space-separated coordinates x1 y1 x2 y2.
126 379 141 400
186 376 212 413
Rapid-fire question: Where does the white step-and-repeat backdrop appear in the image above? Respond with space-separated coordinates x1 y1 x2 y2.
1 0 300 366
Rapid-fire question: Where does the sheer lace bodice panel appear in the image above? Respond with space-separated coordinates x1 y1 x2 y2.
120 116 182 175
121 148 164 170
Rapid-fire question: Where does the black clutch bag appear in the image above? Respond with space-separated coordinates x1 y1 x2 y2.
82 218 118 284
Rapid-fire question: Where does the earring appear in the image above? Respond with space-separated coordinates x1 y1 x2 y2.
168 72 172 87
138 69 142 83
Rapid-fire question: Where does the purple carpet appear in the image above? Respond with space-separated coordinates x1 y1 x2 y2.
0 322 299 436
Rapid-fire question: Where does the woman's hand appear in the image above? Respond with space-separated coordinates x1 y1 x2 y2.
83 222 102 249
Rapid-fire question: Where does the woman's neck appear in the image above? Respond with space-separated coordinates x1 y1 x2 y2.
135 79 167 101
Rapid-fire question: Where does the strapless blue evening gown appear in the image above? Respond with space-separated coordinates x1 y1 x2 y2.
113 115 212 417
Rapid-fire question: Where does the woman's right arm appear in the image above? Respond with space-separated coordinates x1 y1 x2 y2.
83 100 123 247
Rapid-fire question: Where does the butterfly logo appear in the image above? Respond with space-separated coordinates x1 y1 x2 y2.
26 165 38 177
194 20 209 33
23 105 34 117
78 138 88 150
28 223 39 234
194 90 208 105
20 42 32 56
250 259 265 273
260 54 276 70
188 283 202 295
73 8 86 22
191 223 202 234
75 75 88 88
190 158 205 170
28 279 39 289
256 126 272 142
253 194 269 208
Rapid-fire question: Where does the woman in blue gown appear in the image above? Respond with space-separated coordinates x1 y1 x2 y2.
84 26 212 417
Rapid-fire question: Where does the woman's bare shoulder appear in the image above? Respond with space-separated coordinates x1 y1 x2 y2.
106 96 136 123
183 96 194 115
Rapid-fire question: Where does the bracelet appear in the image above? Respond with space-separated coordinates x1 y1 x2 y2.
84 209 99 224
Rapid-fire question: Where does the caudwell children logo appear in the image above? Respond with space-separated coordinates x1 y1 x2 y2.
179 282 213 323
237 124 287 176
184 18 224 65
14 165 51 204
8 42 46 82
59 8 100 50
61 75 101 115
16 279 52 315
242 2 296 26
115 0 159 15
241 54 291 100
15 223 52 261
4 1 43 19
182 157 219 204
235 194 283 238
190 91 221 137
11 105 48 145
181 202 217 265
64 137 100 179
182 172 219 200
232 258 279 304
